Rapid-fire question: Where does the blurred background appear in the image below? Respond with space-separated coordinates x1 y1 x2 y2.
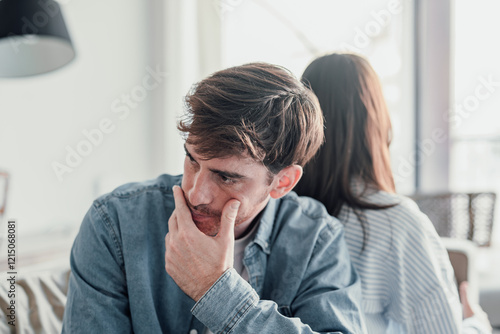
2 0 500 241
0 0 500 326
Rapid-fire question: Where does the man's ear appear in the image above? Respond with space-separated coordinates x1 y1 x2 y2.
270 165 303 199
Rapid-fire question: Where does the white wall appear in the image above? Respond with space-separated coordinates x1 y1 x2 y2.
0 0 157 235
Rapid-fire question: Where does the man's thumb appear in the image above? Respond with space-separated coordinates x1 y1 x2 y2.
219 200 240 238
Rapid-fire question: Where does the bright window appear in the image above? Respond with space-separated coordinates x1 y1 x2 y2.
221 0 415 193
450 0 500 242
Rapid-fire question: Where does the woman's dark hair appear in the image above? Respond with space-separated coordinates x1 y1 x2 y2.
295 53 396 244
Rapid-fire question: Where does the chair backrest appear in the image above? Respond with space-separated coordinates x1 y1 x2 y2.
448 250 468 287
411 192 496 247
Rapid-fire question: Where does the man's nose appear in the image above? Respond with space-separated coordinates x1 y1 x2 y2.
188 170 213 207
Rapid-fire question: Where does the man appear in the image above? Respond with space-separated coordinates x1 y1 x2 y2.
62 63 365 333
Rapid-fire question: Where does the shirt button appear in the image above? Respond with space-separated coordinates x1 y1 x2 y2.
189 330 198 334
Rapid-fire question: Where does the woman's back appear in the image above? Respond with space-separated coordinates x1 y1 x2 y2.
296 52 492 333
338 182 461 333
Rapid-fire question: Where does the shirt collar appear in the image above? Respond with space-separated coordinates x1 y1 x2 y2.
251 197 280 255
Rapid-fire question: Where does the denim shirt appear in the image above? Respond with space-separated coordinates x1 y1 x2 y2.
62 174 365 334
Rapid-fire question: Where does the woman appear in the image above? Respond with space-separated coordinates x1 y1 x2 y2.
295 53 491 333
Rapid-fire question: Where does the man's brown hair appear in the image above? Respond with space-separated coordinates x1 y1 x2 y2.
178 62 324 174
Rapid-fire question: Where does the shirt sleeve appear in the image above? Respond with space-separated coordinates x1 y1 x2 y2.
406 218 492 334
394 220 463 333
385 206 464 334
62 202 132 333
461 292 493 334
463 314 493 334
191 222 366 334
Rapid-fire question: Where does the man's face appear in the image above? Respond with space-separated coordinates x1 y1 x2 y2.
181 143 276 238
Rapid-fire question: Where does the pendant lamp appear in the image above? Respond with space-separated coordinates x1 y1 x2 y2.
0 0 75 77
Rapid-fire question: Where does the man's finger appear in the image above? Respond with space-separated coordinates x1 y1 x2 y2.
218 199 240 240
172 185 194 230
168 210 178 234
165 231 170 247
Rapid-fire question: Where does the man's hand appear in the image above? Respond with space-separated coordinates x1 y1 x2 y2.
165 185 240 301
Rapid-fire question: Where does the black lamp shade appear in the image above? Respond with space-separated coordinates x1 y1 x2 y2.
0 0 75 77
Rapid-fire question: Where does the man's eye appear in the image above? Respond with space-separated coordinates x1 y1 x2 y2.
220 174 236 184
